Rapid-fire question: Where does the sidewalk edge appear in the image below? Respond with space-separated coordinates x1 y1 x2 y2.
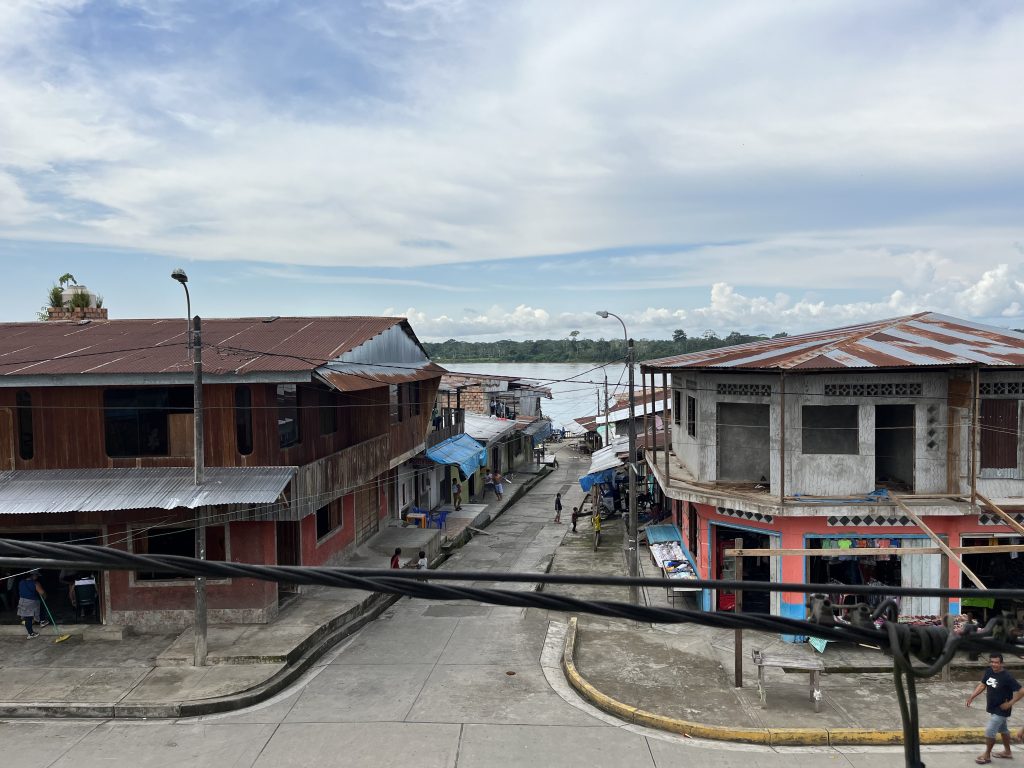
560 616 986 747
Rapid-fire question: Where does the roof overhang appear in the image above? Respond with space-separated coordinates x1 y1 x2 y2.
0 467 296 515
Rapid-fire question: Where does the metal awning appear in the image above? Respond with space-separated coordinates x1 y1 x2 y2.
0 467 296 515
424 434 488 480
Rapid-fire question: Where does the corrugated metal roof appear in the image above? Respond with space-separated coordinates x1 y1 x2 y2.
441 373 553 397
641 313 1024 371
315 361 446 392
0 467 295 515
463 413 518 444
0 317 407 379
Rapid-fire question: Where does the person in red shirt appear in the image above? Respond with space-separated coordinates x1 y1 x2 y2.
390 548 402 569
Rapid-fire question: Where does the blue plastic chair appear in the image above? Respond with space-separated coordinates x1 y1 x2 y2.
429 510 449 530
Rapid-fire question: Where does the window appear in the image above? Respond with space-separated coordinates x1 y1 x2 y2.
319 389 337 435
802 405 859 455
104 388 192 457
673 391 681 425
16 390 33 460
980 399 1019 470
687 396 697 438
235 386 253 456
277 384 300 448
389 385 400 424
316 498 344 539
133 525 226 580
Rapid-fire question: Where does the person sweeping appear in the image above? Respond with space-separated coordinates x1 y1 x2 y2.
17 571 47 639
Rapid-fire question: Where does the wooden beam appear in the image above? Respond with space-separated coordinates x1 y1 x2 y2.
662 372 670 488
723 544 1024 557
894 496 986 590
733 537 743 689
976 492 1024 537
971 366 979 511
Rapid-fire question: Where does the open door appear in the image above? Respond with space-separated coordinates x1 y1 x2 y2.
875 404 915 491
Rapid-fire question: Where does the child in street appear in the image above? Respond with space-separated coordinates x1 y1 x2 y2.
417 551 428 570
452 478 463 511
571 507 579 532
391 548 402 569
554 493 563 523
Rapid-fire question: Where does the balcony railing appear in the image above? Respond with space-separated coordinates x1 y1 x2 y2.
426 407 465 449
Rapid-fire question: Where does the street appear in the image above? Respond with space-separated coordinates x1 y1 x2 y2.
0 457 998 767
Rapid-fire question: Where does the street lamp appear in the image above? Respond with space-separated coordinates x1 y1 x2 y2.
596 310 639 607
171 269 207 666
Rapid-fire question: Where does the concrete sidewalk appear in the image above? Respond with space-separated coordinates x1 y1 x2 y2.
0 461 553 718
544 513 1010 745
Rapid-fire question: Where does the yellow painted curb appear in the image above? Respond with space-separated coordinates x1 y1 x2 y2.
560 616 989 747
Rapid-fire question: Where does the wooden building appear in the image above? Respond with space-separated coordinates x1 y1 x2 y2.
0 316 443 630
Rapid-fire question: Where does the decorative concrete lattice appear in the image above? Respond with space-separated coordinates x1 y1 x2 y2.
715 507 774 524
979 382 1024 396
826 515 915 527
716 383 772 397
824 383 923 397
979 513 1024 526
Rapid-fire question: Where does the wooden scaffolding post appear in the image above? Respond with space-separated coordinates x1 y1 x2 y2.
641 367 649 462
662 372 670 488
977 492 1024 537
971 366 979 511
733 537 744 688
779 371 786 506
894 496 986 590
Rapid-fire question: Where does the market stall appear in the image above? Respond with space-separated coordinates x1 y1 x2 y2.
646 524 702 607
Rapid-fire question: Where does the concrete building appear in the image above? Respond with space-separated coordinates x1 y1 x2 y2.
639 313 1024 627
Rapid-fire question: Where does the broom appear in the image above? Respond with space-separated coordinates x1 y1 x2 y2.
39 595 72 644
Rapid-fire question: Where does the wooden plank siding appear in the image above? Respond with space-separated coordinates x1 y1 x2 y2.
980 398 1020 470
290 434 390 521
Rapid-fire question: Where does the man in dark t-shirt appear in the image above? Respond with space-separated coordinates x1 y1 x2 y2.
967 652 1024 763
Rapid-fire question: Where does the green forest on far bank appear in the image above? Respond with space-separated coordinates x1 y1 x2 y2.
424 330 788 363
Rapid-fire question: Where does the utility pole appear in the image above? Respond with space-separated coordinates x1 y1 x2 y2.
603 373 610 447
626 339 638 606
192 315 207 667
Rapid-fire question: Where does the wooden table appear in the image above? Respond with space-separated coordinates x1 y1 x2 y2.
751 648 825 712
406 512 427 528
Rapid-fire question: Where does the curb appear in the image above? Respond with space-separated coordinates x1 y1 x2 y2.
560 617 986 747
0 590 401 720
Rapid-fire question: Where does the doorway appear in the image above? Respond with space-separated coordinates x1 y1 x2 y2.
875 404 915 491
276 521 301 597
713 523 774 614
716 403 770 483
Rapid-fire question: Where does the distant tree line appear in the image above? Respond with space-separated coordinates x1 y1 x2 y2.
424 329 789 363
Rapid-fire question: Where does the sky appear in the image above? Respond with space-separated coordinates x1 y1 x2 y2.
1 0 1023 341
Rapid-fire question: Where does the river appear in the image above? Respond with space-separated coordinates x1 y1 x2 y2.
442 361 630 429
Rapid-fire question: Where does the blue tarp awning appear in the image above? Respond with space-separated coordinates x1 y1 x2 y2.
425 434 488 480
646 524 683 544
579 468 617 493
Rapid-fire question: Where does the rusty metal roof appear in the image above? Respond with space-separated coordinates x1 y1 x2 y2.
315 361 447 392
0 466 295 515
641 313 1024 371
0 316 433 382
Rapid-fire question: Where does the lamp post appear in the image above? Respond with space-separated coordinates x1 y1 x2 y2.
171 269 206 666
596 310 638 607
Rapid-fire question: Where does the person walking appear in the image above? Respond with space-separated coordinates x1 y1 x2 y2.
452 478 463 511
390 548 402 569
554 493 563 523
17 571 47 638
483 469 495 499
967 652 1024 763
571 507 579 533
493 471 504 500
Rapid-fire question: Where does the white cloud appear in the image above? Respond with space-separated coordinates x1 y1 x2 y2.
403 263 1024 341
1 1 1023 268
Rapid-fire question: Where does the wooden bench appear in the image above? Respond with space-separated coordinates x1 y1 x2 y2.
751 648 824 712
